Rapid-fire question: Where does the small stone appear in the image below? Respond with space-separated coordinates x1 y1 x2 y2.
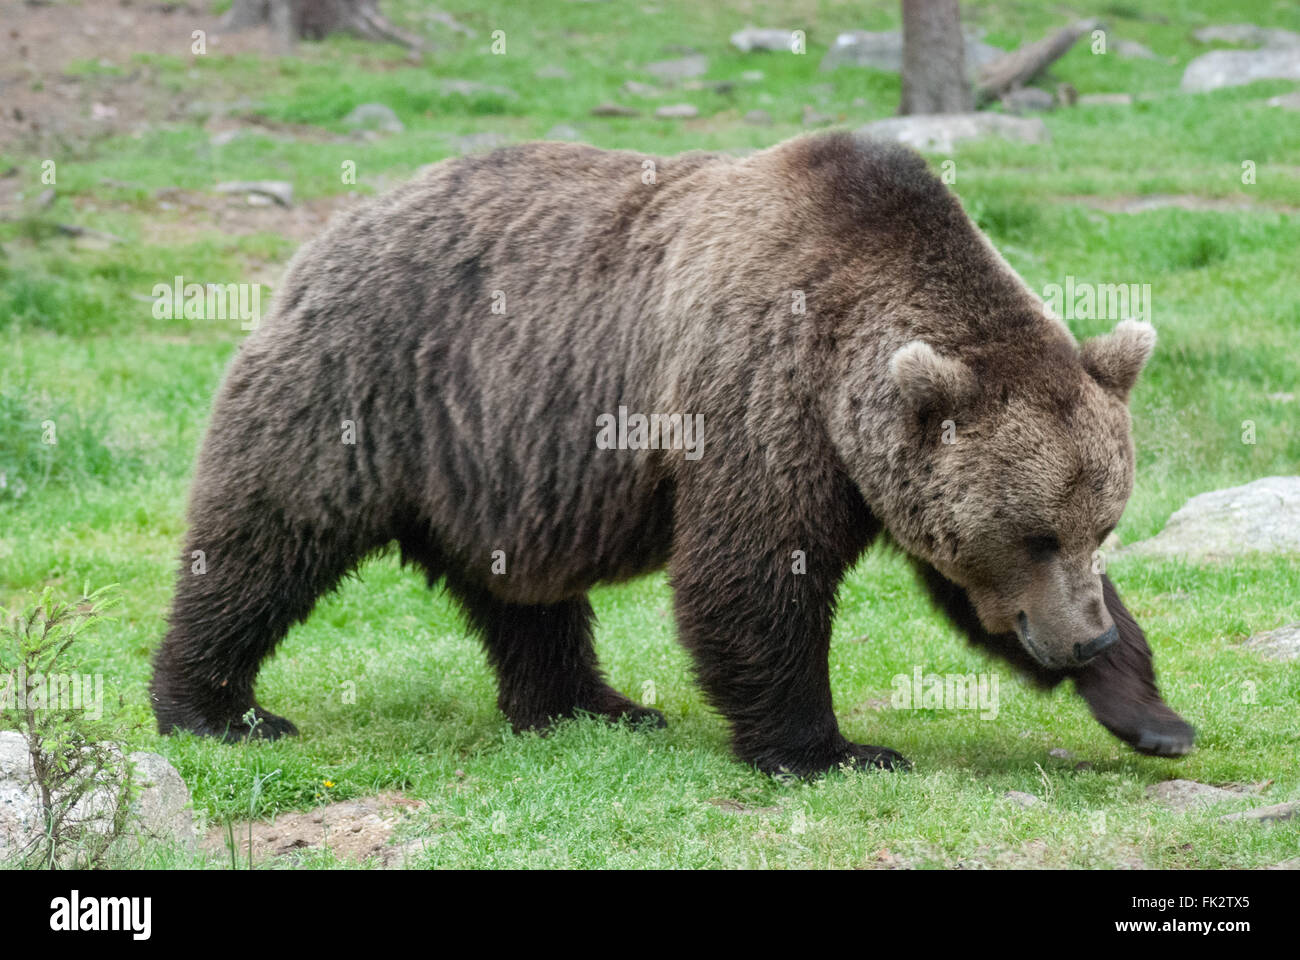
622 80 663 98
1114 39 1159 60
441 80 519 100
1221 802 1298 824
740 70 765 83
534 65 570 80
544 124 582 141
730 27 799 53
1048 747 1073 760
1147 780 1244 813
1244 623 1300 662
1266 91 1300 110
453 132 510 154
859 113 1049 151
590 102 640 117
342 102 404 134
1001 87 1055 113
743 109 773 126
1004 790 1041 808
801 105 835 127
215 180 294 207
643 55 708 82
654 104 699 119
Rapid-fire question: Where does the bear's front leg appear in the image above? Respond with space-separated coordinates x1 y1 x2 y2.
913 561 1193 757
1072 575 1194 757
669 478 904 777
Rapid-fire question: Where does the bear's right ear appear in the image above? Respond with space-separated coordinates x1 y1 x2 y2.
1080 319 1156 403
889 341 978 414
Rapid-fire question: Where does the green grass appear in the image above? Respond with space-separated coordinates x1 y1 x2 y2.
1 0 1297 868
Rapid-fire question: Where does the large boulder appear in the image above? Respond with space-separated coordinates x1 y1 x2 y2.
1121 477 1300 559
858 113 1048 152
0 731 196 864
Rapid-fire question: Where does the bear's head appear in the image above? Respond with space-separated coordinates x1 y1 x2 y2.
887 319 1157 670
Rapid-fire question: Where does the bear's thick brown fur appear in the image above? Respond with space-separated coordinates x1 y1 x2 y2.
151 132 1193 774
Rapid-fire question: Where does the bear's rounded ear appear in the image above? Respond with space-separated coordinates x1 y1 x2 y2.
889 341 978 414
1080 319 1156 402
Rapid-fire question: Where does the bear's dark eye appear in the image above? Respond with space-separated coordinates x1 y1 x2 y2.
1025 534 1059 558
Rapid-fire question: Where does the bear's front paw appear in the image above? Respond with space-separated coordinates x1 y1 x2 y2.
842 742 911 772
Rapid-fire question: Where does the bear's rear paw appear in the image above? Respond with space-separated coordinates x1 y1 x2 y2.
159 703 298 742
508 685 667 733
842 742 911 772
220 707 299 743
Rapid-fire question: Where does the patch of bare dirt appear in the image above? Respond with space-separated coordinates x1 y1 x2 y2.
0 0 280 153
202 792 428 868
127 187 366 245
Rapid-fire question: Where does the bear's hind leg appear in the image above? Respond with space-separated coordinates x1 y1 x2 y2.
450 581 665 732
152 506 364 741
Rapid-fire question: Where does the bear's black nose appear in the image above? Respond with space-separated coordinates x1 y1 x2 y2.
1075 625 1118 663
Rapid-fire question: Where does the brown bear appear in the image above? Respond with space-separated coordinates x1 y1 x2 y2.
151 131 1194 775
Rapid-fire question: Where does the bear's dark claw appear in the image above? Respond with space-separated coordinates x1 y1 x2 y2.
845 743 911 772
1132 723 1195 757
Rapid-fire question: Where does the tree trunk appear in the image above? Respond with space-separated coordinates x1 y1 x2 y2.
899 0 973 115
220 0 426 53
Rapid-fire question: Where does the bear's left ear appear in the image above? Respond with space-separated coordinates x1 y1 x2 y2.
1080 319 1156 402
889 341 978 414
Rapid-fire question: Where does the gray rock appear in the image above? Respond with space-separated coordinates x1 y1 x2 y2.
342 102 404 134
1001 87 1055 113
821 30 1003 76
453 132 511 154
643 55 708 82
801 105 835 127
442 79 519 100
1121 477 1300 559
622 80 663 98
1114 39 1160 60
1147 779 1244 813
1192 25 1300 47
858 112 1049 152
743 109 773 125
740 69 766 83
535 65 571 80
1181 47 1300 92
1048 747 1073 760
654 104 699 119
1244 622 1300 662
215 180 293 207
731 27 799 53
590 102 640 117
1 731 196 862
1221 802 1299 823
1078 93 1133 106
1267 91 1300 110
544 124 582 141
1004 790 1041 808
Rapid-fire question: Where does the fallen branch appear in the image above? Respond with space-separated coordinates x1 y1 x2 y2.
976 19 1100 104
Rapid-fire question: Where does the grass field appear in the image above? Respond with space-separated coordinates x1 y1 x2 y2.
1 0 1298 868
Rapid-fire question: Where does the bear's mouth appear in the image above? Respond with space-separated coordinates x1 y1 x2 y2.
1016 611 1051 666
